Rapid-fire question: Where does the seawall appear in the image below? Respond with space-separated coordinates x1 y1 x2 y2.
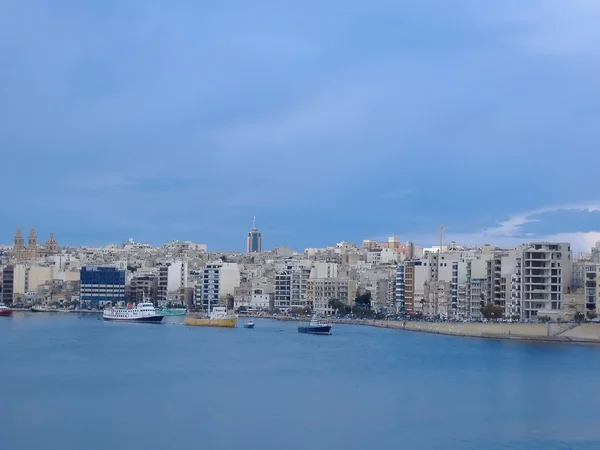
248 314 600 344
368 320 600 343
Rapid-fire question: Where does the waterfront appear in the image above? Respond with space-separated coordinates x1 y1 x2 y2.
2 314 600 450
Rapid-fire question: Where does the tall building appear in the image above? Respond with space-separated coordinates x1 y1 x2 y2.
194 262 240 309
157 260 188 302
247 217 262 253
1 265 14 305
274 259 311 311
80 266 126 307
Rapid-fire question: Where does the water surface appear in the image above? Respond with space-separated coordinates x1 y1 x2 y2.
1 313 599 450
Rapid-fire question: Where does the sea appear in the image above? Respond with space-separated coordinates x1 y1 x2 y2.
1 313 599 450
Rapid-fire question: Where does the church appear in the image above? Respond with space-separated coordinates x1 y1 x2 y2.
13 227 60 261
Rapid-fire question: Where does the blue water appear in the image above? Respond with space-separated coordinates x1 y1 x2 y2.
1 313 600 450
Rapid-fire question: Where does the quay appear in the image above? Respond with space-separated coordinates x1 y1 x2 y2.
246 313 600 344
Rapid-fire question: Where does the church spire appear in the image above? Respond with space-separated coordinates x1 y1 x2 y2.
14 227 24 249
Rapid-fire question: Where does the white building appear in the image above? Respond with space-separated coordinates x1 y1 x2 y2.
520 242 572 319
274 259 312 311
194 262 240 309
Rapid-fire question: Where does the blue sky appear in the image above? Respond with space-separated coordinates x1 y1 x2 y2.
1 0 599 252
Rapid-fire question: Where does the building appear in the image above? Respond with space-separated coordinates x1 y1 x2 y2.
14 227 59 261
129 274 158 303
157 260 188 302
309 278 357 314
79 266 126 307
45 233 59 254
194 262 240 309
582 263 600 312
14 227 38 261
247 217 262 253
274 259 311 311
1 265 14 304
520 242 572 319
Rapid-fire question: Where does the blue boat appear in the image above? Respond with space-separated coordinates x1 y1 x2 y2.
298 316 332 335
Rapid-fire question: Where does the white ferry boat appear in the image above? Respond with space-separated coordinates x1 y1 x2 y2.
103 302 164 323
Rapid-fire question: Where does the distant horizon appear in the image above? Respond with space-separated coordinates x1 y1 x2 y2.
1 228 597 254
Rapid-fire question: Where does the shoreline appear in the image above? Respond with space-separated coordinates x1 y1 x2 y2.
11 308 102 314
245 314 600 344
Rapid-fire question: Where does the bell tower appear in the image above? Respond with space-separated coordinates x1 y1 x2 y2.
28 227 38 259
14 228 25 260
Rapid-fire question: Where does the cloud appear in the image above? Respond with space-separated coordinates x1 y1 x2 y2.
475 0 600 57
450 203 600 252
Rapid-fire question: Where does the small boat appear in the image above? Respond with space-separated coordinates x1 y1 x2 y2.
155 308 186 316
298 315 332 335
244 320 255 329
30 305 57 312
0 304 13 317
184 306 237 328
103 301 164 323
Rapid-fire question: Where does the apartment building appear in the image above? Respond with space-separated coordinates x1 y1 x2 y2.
157 260 188 302
582 263 600 311
309 278 357 314
520 242 571 319
194 262 240 309
274 260 311 311
128 274 158 302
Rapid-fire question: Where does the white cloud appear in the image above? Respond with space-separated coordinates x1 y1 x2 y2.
379 202 600 252
477 0 600 57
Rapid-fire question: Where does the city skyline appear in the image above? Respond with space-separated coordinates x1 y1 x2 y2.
1 1 599 251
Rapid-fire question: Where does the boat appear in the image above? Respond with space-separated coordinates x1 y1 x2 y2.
298 315 332 335
103 301 164 323
31 305 57 312
184 306 237 328
155 308 186 316
244 320 255 329
0 304 13 317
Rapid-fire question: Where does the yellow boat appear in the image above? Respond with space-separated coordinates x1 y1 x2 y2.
184 306 237 328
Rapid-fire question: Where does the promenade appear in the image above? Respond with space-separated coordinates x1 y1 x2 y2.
250 314 600 344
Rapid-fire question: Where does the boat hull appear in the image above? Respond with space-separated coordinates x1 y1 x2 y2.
298 325 332 335
103 315 164 323
156 309 186 316
184 317 237 328
244 323 255 329
0 309 13 317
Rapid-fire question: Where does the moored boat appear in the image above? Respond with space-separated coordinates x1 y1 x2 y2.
298 315 332 335
184 306 237 328
244 320 255 329
155 308 186 316
0 304 13 317
31 305 57 312
103 302 164 323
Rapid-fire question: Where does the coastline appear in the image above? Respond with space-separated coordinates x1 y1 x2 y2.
247 314 600 344
11 308 102 314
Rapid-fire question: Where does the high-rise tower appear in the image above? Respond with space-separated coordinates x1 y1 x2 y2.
247 216 262 253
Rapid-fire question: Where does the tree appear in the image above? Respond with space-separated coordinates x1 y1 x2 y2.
354 292 372 310
328 298 351 314
574 311 585 323
480 302 504 320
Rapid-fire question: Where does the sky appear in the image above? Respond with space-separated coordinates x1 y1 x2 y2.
1 0 600 252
